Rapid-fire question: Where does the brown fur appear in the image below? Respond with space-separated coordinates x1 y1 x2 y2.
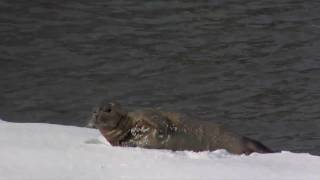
88 102 272 155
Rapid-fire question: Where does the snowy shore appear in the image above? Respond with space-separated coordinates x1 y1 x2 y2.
0 119 319 180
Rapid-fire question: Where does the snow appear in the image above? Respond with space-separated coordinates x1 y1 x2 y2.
0 119 319 180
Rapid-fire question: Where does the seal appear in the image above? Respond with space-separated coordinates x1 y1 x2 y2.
88 102 272 155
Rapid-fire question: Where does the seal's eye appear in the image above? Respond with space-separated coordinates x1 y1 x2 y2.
100 106 112 112
106 108 112 112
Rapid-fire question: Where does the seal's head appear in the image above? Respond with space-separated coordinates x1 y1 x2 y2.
87 102 128 130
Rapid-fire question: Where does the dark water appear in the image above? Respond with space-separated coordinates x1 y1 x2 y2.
1 0 320 154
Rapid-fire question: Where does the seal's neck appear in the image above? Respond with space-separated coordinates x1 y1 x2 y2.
99 116 133 146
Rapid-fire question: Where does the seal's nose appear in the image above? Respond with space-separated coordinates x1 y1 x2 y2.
86 120 96 128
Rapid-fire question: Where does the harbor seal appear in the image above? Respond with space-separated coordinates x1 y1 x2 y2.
88 102 272 155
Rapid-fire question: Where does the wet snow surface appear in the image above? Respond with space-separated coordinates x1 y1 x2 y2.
0 119 319 180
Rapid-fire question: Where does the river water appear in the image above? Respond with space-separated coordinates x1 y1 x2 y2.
1 0 320 154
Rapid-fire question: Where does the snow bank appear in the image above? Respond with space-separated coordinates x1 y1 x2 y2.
0 120 319 180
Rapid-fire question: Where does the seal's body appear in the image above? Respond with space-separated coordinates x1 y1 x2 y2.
89 102 272 155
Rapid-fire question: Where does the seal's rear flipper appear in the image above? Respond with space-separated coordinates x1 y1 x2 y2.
244 137 273 154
